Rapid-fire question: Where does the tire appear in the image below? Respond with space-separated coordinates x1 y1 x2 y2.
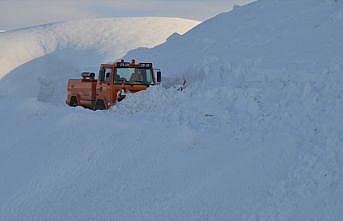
69 96 78 107
95 99 106 110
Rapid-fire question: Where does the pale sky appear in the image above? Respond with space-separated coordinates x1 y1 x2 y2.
0 0 254 30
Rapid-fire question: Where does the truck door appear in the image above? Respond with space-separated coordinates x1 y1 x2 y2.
91 81 96 107
98 66 115 107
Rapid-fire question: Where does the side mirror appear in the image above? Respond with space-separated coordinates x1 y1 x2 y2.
156 71 162 83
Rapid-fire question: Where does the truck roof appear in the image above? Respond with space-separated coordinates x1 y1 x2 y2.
101 59 153 69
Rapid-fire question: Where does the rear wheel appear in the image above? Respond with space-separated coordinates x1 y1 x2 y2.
69 96 78 107
95 99 106 110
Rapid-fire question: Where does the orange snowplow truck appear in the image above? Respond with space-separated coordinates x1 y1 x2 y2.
66 59 161 110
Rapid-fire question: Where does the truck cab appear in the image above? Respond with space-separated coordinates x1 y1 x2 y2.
67 59 161 110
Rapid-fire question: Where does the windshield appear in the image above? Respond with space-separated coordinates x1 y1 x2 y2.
115 68 153 84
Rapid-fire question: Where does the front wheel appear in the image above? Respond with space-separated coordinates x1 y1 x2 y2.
95 99 106 110
69 96 78 107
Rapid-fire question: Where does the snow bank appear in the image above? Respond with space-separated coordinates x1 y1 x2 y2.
0 17 199 79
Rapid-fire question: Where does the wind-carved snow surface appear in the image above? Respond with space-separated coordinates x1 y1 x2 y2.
1 0 343 220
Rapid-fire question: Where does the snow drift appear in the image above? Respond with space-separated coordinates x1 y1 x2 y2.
1 0 343 220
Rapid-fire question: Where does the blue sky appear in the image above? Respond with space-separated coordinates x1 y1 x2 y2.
0 0 254 30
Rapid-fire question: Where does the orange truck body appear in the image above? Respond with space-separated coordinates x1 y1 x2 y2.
66 60 161 110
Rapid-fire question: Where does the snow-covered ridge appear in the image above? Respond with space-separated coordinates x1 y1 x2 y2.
0 17 200 79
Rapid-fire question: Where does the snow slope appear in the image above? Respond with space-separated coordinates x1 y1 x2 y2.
0 17 199 103
1 1 343 221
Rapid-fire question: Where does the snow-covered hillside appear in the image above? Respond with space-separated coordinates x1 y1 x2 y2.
1 1 343 220
0 17 199 103
128 0 343 79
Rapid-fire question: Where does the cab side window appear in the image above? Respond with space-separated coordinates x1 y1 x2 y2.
105 71 110 82
99 68 105 81
99 67 112 82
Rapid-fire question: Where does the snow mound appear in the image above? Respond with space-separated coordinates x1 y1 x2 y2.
0 17 199 103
